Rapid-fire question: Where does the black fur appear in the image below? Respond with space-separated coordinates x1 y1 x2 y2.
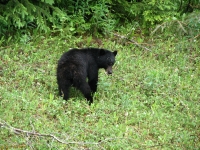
56 48 117 105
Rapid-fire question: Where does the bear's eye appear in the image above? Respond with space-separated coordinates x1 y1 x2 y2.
107 57 114 65
107 57 110 60
108 62 114 65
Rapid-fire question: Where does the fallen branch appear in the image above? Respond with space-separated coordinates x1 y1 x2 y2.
0 120 131 146
0 120 167 149
113 33 151 51
193 34 200 39
0 121 96 145
177 20 187 34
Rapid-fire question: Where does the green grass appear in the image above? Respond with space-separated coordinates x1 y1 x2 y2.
0 35 200 149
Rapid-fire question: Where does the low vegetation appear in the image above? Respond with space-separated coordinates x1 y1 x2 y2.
0 32 199 149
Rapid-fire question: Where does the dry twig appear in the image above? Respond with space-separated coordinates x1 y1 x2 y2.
0 120 166 149
113 33 151 51
193 34 200 39
0 120 129 146
0 121 95 145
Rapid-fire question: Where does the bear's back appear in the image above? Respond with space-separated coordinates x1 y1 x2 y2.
58 48 99 67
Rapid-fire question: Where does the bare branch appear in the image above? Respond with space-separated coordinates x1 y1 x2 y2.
0 121 96 145
113 33 151 51
177 20 187 34
193 34 200 39
0 120 129 146
0 120 166 149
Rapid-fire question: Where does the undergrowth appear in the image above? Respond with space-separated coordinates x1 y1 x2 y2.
0 34 199 149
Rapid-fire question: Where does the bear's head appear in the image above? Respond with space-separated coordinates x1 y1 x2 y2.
98 49 117 75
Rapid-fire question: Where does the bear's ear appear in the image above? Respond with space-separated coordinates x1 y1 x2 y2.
99 49 106 56
113 51 117 56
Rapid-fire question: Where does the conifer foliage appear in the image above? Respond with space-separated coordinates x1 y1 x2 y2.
0 0 199 36
0 0 66 35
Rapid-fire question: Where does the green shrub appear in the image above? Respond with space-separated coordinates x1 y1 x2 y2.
0 0 199 38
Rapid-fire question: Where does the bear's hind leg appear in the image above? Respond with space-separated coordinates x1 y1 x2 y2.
59 80 71 101
58 84 62 96
57 77 62 96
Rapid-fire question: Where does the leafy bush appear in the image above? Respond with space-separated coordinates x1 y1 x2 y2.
0 0 199 38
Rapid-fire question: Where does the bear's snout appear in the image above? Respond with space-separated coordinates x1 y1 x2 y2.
106 66 113 75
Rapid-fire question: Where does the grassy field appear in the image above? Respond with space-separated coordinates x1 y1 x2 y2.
0 34 200 149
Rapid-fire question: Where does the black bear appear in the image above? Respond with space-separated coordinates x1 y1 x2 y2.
57 48 117 105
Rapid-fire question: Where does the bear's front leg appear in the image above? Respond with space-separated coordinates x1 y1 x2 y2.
88 78 98 93
85 94 93 105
